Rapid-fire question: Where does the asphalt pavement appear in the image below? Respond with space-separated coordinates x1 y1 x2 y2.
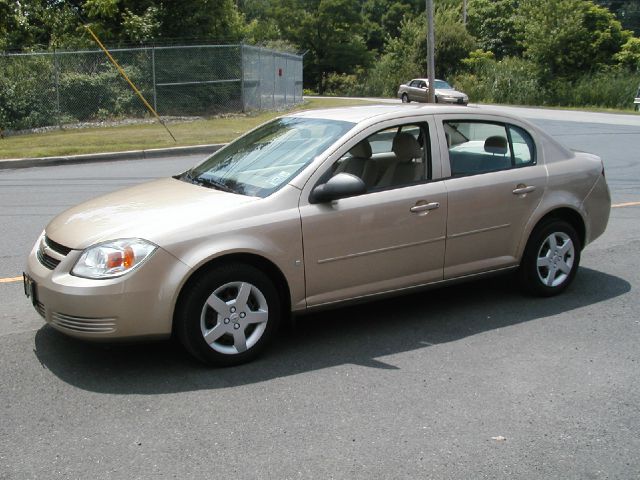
0 106 639 479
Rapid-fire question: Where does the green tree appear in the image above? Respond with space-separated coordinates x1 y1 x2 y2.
268 0 371 93
466 0 522 58
364 7 476 96
0 0 247 50
0 0 80 50
518 0 631 79
595 1 640 35
615 36 640 70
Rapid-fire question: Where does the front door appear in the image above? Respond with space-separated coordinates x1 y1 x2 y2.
299 120 447 307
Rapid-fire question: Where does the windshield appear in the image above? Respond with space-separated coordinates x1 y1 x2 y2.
181 117 354 197
434 80 453 89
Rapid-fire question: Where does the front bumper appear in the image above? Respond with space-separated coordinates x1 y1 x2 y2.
25 235 191 341
438 96 468 105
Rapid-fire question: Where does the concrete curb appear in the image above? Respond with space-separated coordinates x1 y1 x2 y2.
0 143 224 170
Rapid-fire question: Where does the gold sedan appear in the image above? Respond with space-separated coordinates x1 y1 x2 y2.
24 105 611 365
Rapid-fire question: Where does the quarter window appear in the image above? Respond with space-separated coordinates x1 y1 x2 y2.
509 125 535 166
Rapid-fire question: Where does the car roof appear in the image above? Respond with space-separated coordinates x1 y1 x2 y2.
288 104 483 123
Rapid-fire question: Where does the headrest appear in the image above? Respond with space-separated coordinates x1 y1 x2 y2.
349 139 372 158
392 133 422 162
484 136 508 155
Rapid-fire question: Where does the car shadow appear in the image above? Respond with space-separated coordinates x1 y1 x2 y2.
33 267 630 394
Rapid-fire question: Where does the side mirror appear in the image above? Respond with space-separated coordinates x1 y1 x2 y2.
309 173 366 204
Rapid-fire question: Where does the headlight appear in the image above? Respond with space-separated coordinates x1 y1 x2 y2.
71 239 157 279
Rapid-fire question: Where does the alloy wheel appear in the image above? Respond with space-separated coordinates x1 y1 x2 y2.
536 232 575 287
200 281 269 355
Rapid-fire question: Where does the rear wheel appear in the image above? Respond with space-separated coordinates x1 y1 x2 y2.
401 93 410 103
176 263 282 366
519 219 581 296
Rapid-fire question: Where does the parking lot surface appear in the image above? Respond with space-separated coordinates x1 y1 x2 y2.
1 107 639 479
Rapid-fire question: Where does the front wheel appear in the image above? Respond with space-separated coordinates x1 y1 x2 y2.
176 263 282 366
518 219 581 297
401 93 410 103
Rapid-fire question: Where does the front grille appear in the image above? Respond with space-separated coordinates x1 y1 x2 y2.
37 249 61 270
45 236 72 256
37 235 72 270
50 312 116 334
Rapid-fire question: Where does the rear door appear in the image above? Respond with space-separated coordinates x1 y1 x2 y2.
436 116 548 278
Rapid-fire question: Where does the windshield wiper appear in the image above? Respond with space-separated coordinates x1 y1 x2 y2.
175 171 201 185
198 177 237 194
176 171 236 193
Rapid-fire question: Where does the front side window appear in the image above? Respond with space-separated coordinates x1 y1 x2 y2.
331 123 431 191
181 117 354 197
445 121 536 177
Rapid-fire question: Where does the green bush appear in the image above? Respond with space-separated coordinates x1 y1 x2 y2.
0 56 57 131
556 70 640 109
58 64 149 121
452 55 640 110
453 56 545 105
324 72 366 96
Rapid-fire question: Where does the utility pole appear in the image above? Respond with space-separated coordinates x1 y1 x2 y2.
426 0 435 103
463 0 467 25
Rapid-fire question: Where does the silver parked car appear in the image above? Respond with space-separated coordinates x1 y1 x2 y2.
24 105 610 366
398 78 469 105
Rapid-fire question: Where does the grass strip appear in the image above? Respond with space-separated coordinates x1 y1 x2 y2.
0 98 375 160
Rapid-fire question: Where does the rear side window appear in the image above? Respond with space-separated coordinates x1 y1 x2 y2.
444 121 536 177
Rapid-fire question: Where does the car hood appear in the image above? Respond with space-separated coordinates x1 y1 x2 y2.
46 177 259 250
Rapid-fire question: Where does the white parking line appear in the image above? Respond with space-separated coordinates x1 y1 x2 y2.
612 201 640 208
0 276 23 284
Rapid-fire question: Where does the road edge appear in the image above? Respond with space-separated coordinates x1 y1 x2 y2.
0 144 224 170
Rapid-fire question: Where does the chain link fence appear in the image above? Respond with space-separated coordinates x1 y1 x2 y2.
0 44 303 132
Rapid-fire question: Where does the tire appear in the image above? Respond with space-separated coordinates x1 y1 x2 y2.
401 93 410 103
518 219 581 297
176 263 282 366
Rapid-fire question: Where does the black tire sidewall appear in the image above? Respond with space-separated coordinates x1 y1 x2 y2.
519 220 581 297
402 93 409 103
176 263 282 366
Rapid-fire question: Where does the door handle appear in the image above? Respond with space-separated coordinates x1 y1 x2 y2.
512 184 536 195
410 201 440 213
